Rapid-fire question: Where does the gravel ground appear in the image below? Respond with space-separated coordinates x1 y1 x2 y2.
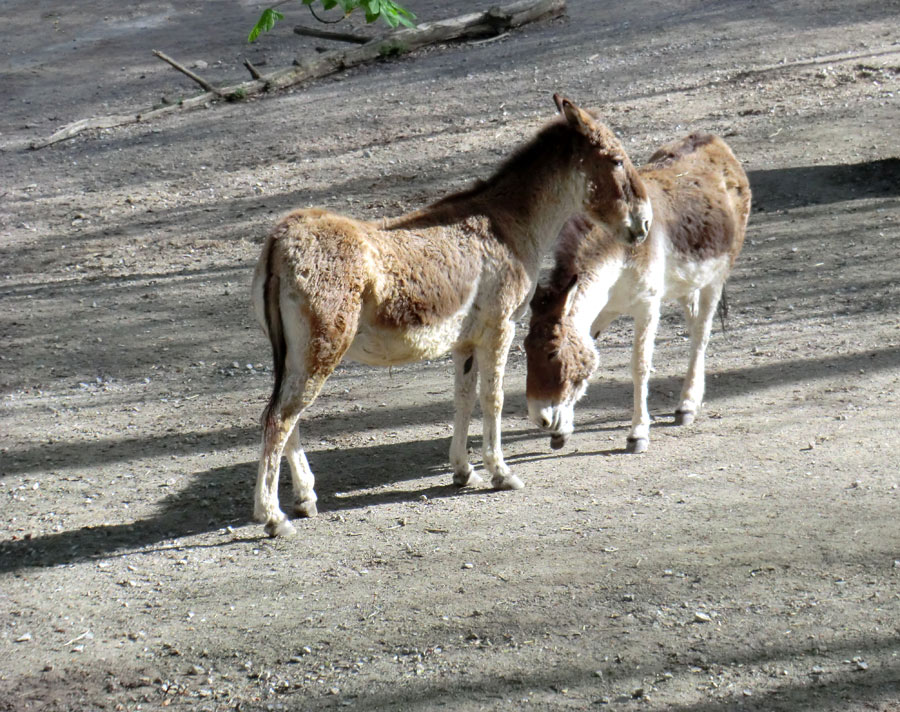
1 1 899 710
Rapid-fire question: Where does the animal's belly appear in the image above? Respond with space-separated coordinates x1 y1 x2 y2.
665 255 731 299
346 317 465 366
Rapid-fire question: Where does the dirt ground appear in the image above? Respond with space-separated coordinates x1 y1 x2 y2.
2 0 900 710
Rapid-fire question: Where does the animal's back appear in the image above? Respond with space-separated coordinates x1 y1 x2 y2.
641 133 750 265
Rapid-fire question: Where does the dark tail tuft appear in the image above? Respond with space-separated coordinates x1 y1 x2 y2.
262 238 286 430
717 288 729 333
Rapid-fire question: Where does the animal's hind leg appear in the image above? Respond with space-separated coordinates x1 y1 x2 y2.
450 349 482 487
285 424 318 518
676 283 722 425
255 369 331 536
255 407 304 538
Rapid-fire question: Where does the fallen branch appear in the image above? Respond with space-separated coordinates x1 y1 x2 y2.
31 0 566 149
243 59 263 80
293 25 372 44
152 49 224 97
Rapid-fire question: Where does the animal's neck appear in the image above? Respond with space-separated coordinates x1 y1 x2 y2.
486 160 586 272
569 252 629 339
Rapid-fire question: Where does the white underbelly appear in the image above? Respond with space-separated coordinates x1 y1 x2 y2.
664 254 731 299
345 319 464 366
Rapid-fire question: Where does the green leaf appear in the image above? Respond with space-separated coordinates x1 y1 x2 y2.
247 7 285 43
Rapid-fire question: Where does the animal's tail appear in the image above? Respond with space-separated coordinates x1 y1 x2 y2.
717 287 729 333
261 237 287 430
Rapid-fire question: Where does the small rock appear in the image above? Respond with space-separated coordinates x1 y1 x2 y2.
15 633 32 643
188 664 205 676
462 562 474 570
622 593 635 602
810 665 825 675
694 611 712 623
855 660 869 671
192 60 209 69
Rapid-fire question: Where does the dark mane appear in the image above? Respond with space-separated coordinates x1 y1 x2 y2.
388 117 576 230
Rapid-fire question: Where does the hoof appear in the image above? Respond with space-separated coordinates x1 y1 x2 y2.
293 499 318 518
550 433 568 450
626 437 649 454
453 466 482 488
264 518 297 538
674 410 695 426
492 474 525 491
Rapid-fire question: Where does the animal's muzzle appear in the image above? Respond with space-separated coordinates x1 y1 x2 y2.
628 218 650 244
627 200 653 244
550 433 568 450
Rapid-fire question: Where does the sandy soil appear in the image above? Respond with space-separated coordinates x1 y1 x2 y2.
2 1 900 710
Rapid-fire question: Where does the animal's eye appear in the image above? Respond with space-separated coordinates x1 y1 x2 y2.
547 350 558 361
612 158 624 168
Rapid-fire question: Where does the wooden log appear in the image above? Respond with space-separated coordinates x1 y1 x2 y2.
30 0 566 149
293 25 371 44
152 50 224 97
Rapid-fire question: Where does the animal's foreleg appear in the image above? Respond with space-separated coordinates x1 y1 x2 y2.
677 283 722 425
589 308 618 340
450 349 482 487
627 304 660 454
478 325 523 491
285 424 318 517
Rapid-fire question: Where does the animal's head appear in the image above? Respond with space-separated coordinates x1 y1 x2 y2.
524 274 597 449
555 94 653 245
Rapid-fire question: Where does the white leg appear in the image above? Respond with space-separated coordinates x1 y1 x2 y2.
627 302 660 454
450 349 482 487
477 324 523 490
255 410 302 538
589 307 618 340
254 366 331 537
285 424 318 517
677 283 722 425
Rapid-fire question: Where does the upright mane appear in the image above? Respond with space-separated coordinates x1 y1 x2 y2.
389 117 579 230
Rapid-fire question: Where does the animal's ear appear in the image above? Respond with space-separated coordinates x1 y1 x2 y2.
562 274 578 317
553 93 566 113
555 96 595 136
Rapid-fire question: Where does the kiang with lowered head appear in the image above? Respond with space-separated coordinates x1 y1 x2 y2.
524 132 751 453
251 95 651 537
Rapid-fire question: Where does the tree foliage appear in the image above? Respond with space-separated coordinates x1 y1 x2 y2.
249 0 416 42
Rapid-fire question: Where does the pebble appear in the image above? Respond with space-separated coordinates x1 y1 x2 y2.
15 632 32 643
694 611 712 623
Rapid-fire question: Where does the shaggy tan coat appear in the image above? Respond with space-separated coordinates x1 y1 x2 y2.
525 132 751 453
250 97 653 536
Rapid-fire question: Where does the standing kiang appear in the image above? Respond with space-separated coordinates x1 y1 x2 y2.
525 132 750 454
250 95 654 537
